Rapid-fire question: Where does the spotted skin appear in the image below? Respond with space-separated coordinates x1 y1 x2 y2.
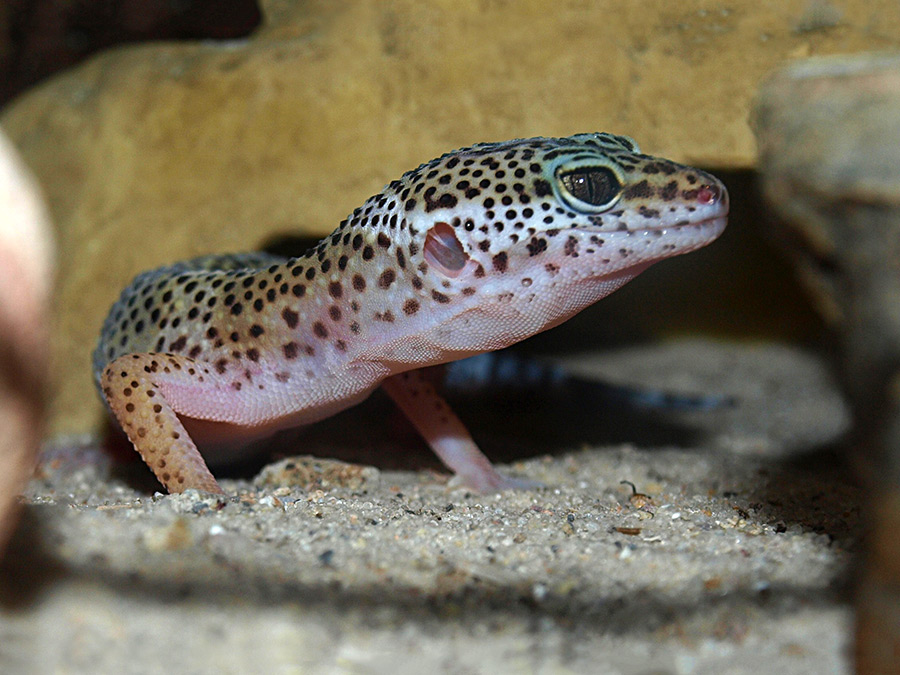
94 133 728 494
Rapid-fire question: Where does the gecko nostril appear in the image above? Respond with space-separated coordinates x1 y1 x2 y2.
696 182 727 208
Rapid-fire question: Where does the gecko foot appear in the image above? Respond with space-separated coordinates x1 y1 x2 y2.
448 468 544 493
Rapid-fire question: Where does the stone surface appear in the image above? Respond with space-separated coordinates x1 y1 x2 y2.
755 52 900 674
3 0 898 435
0 340 858 673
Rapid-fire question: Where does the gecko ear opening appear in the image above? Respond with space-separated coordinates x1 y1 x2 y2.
424 222 470 278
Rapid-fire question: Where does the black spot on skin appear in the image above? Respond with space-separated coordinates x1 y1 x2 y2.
215 359 228 374
313 322 328 338
349 321 360 334
424 189 459 212
276 372 290 382
250 324 264 337
283 342 299 359
533 179 552 197
432 290 450 304
462 287 475 296
247 348 260 362
352 275 366 292
170 336 187 352
564 236 580 258
403 299 420 315
378 269 396 289
188 345 202 359
396 248 406 268
253 299 264 311
293 284 305 297
335 340 347 352
282 308 299 329
352 234 364 250
492 252 508 273
329 282 343 298
527 238 548 256
329 306 342 321
377 232 391 248
363 246 374 261
623 180 653 199
660 181 678 201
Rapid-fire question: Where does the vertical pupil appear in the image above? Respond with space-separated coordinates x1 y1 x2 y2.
561 168 619 206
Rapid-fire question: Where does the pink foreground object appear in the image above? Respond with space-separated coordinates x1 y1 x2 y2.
0 130 53 553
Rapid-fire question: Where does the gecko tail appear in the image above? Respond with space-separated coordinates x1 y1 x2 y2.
443 352 735 412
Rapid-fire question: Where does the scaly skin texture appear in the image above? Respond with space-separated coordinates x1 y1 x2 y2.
94 133 728 494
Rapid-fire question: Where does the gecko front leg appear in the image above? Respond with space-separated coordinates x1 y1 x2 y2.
381 369 534 491
101 354 224 494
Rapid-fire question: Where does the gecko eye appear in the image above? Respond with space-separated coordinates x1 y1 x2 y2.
556 166 622 212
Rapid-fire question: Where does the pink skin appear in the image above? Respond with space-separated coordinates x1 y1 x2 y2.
95 133 728 494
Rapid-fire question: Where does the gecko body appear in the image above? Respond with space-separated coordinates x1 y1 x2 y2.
94 133 728 493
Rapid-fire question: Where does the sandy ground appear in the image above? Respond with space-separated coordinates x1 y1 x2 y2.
0 339 858 674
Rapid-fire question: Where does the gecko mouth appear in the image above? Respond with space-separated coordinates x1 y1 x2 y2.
574 213 728 240
572 213 729 281
636 212 729 239
690 214 728 237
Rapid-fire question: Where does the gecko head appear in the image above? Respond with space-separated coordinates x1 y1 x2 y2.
332 133 728 358
399 132 728 285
